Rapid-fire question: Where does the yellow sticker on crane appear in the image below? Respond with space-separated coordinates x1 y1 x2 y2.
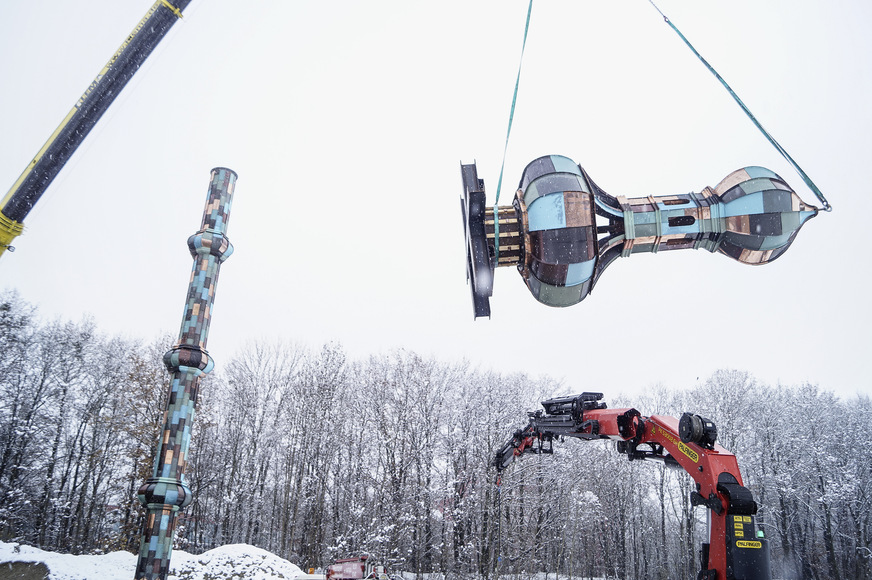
736 540 762 549
677 441 699 463
651 425 698 462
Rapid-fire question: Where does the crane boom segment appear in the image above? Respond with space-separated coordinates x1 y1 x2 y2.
0 0 193 256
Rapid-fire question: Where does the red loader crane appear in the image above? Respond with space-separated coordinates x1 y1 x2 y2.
495 392 771 580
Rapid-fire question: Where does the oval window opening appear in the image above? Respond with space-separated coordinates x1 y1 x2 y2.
668 215 696 227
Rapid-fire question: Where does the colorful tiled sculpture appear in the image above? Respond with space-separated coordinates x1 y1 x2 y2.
461 155 817 316
135 168 236 580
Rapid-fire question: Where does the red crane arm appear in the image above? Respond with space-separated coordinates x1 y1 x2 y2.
495 393 770 580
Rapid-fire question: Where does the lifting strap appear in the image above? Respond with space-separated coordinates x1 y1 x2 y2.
647 0 831 211
494 0 534 264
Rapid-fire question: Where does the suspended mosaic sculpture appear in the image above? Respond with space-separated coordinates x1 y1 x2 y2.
460 155 818 317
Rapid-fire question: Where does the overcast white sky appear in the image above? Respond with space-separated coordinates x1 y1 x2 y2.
1 0 869 401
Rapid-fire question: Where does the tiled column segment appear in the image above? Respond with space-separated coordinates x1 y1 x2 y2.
134 167 237 580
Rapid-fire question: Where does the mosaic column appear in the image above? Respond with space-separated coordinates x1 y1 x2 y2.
135 167 237 580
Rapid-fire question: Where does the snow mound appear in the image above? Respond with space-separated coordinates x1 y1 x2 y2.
0 542 136 580
0 542 303 580
171 544 303 579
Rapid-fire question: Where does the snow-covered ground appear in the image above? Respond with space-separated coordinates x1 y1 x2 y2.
0 542 621 580
0 542 307 580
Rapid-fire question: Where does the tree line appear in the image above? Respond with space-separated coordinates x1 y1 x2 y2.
0 290 869 579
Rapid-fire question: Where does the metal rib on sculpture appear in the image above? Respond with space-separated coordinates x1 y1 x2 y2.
135 168 237 580
461 155 818 317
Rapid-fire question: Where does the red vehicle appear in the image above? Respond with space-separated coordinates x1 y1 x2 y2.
496 392 771 580
325 555 393 580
